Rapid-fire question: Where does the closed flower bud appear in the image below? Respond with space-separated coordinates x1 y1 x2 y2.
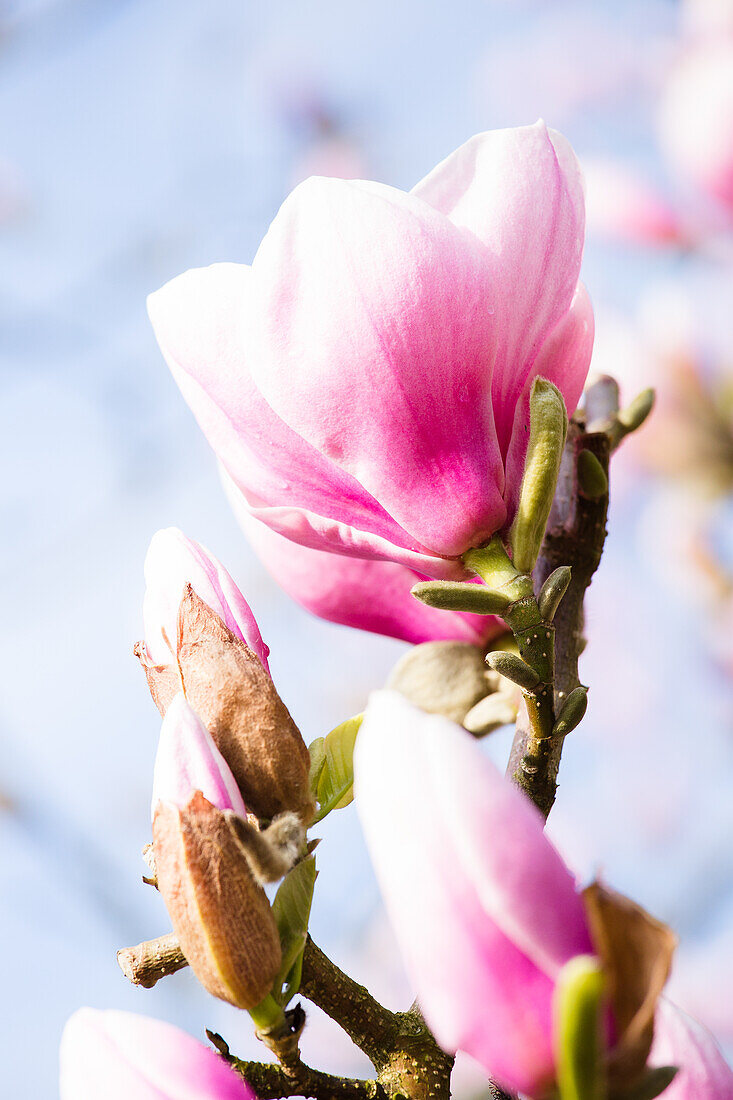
139 585 313 823
153 790 281 1009
143 527 269 671
151 692 247 821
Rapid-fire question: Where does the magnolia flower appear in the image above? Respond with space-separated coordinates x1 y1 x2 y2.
650 1000 733 1098
151 692 247 820
60 1008 252 1099
226 478 501 646
142 526 269 672
148 121 593 580
355 692 676 1097
659 41 733 213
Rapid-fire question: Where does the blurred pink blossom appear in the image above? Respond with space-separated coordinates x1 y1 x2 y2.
148 122 592 580
151 692 247 821
225 475 502 646
141 526 269 671
59 1008 252 1100
583 158 686 247
659 40 733 214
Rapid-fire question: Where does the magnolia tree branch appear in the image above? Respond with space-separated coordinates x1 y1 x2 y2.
116 932 187 988
506 411 611 818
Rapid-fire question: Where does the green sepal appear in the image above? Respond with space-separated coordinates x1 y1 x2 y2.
553 686 588 736
411 580 511 615
486 650 540 691
578 450 608 499
538 566 572 621
553 954 607 1100
309 714 363 825
271 854 318 1006
509 378 569 573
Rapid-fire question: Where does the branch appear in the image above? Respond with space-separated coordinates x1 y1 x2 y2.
299 937 403 1067
506 413 611 818
208 1032 385 1100
116 932 187 988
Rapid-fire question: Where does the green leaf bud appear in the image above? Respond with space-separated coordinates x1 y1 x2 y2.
410 580 511 615
538 566 572 621
578 449 608 499
509 378 569 573
485 650 540 691
552 686 588 736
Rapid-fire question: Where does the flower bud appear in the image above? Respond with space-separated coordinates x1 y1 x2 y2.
139 586 313 823
386 641 494 725
143 527 270 670
153 790 281 1009
151 692 247 821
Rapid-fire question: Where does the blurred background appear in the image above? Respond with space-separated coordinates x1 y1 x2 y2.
1 0 732 1093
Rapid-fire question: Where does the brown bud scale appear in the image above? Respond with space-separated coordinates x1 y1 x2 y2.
153 791 281 1009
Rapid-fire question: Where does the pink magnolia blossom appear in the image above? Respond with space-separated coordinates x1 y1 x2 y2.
59 1008 253 1100
659 41 733 213
148 122 593 580
583 158 685 247
142 526 269 671
225 474 502 646
151 692 247 821
650 1000 733 1098
355 690 594 1096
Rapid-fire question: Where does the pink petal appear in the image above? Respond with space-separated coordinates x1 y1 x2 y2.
148 264 429 560
143 527 270 671
355 691 592 1093
413 121 588 458
60 1008 252 1100
151 693 247 820
246 175 506 557
228 481 497 645
650 1000 733 1099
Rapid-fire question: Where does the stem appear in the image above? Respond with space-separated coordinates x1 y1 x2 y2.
116 932 187 988
506 418 610 818
299 937 403 1065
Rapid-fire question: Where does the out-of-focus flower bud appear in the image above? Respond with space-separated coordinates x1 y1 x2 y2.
356 692 678 1098
138 585 313 823
153 790 281 1009
59 1008 253 1100
151 692 247 821
143 526 269 671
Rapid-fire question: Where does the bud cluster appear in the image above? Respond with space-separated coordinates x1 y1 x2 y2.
136 529 312 1011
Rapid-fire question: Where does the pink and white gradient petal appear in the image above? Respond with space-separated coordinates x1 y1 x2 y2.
355 691 592 1095
143 526 269 671
60 1008 252 1100
151 693 247 821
